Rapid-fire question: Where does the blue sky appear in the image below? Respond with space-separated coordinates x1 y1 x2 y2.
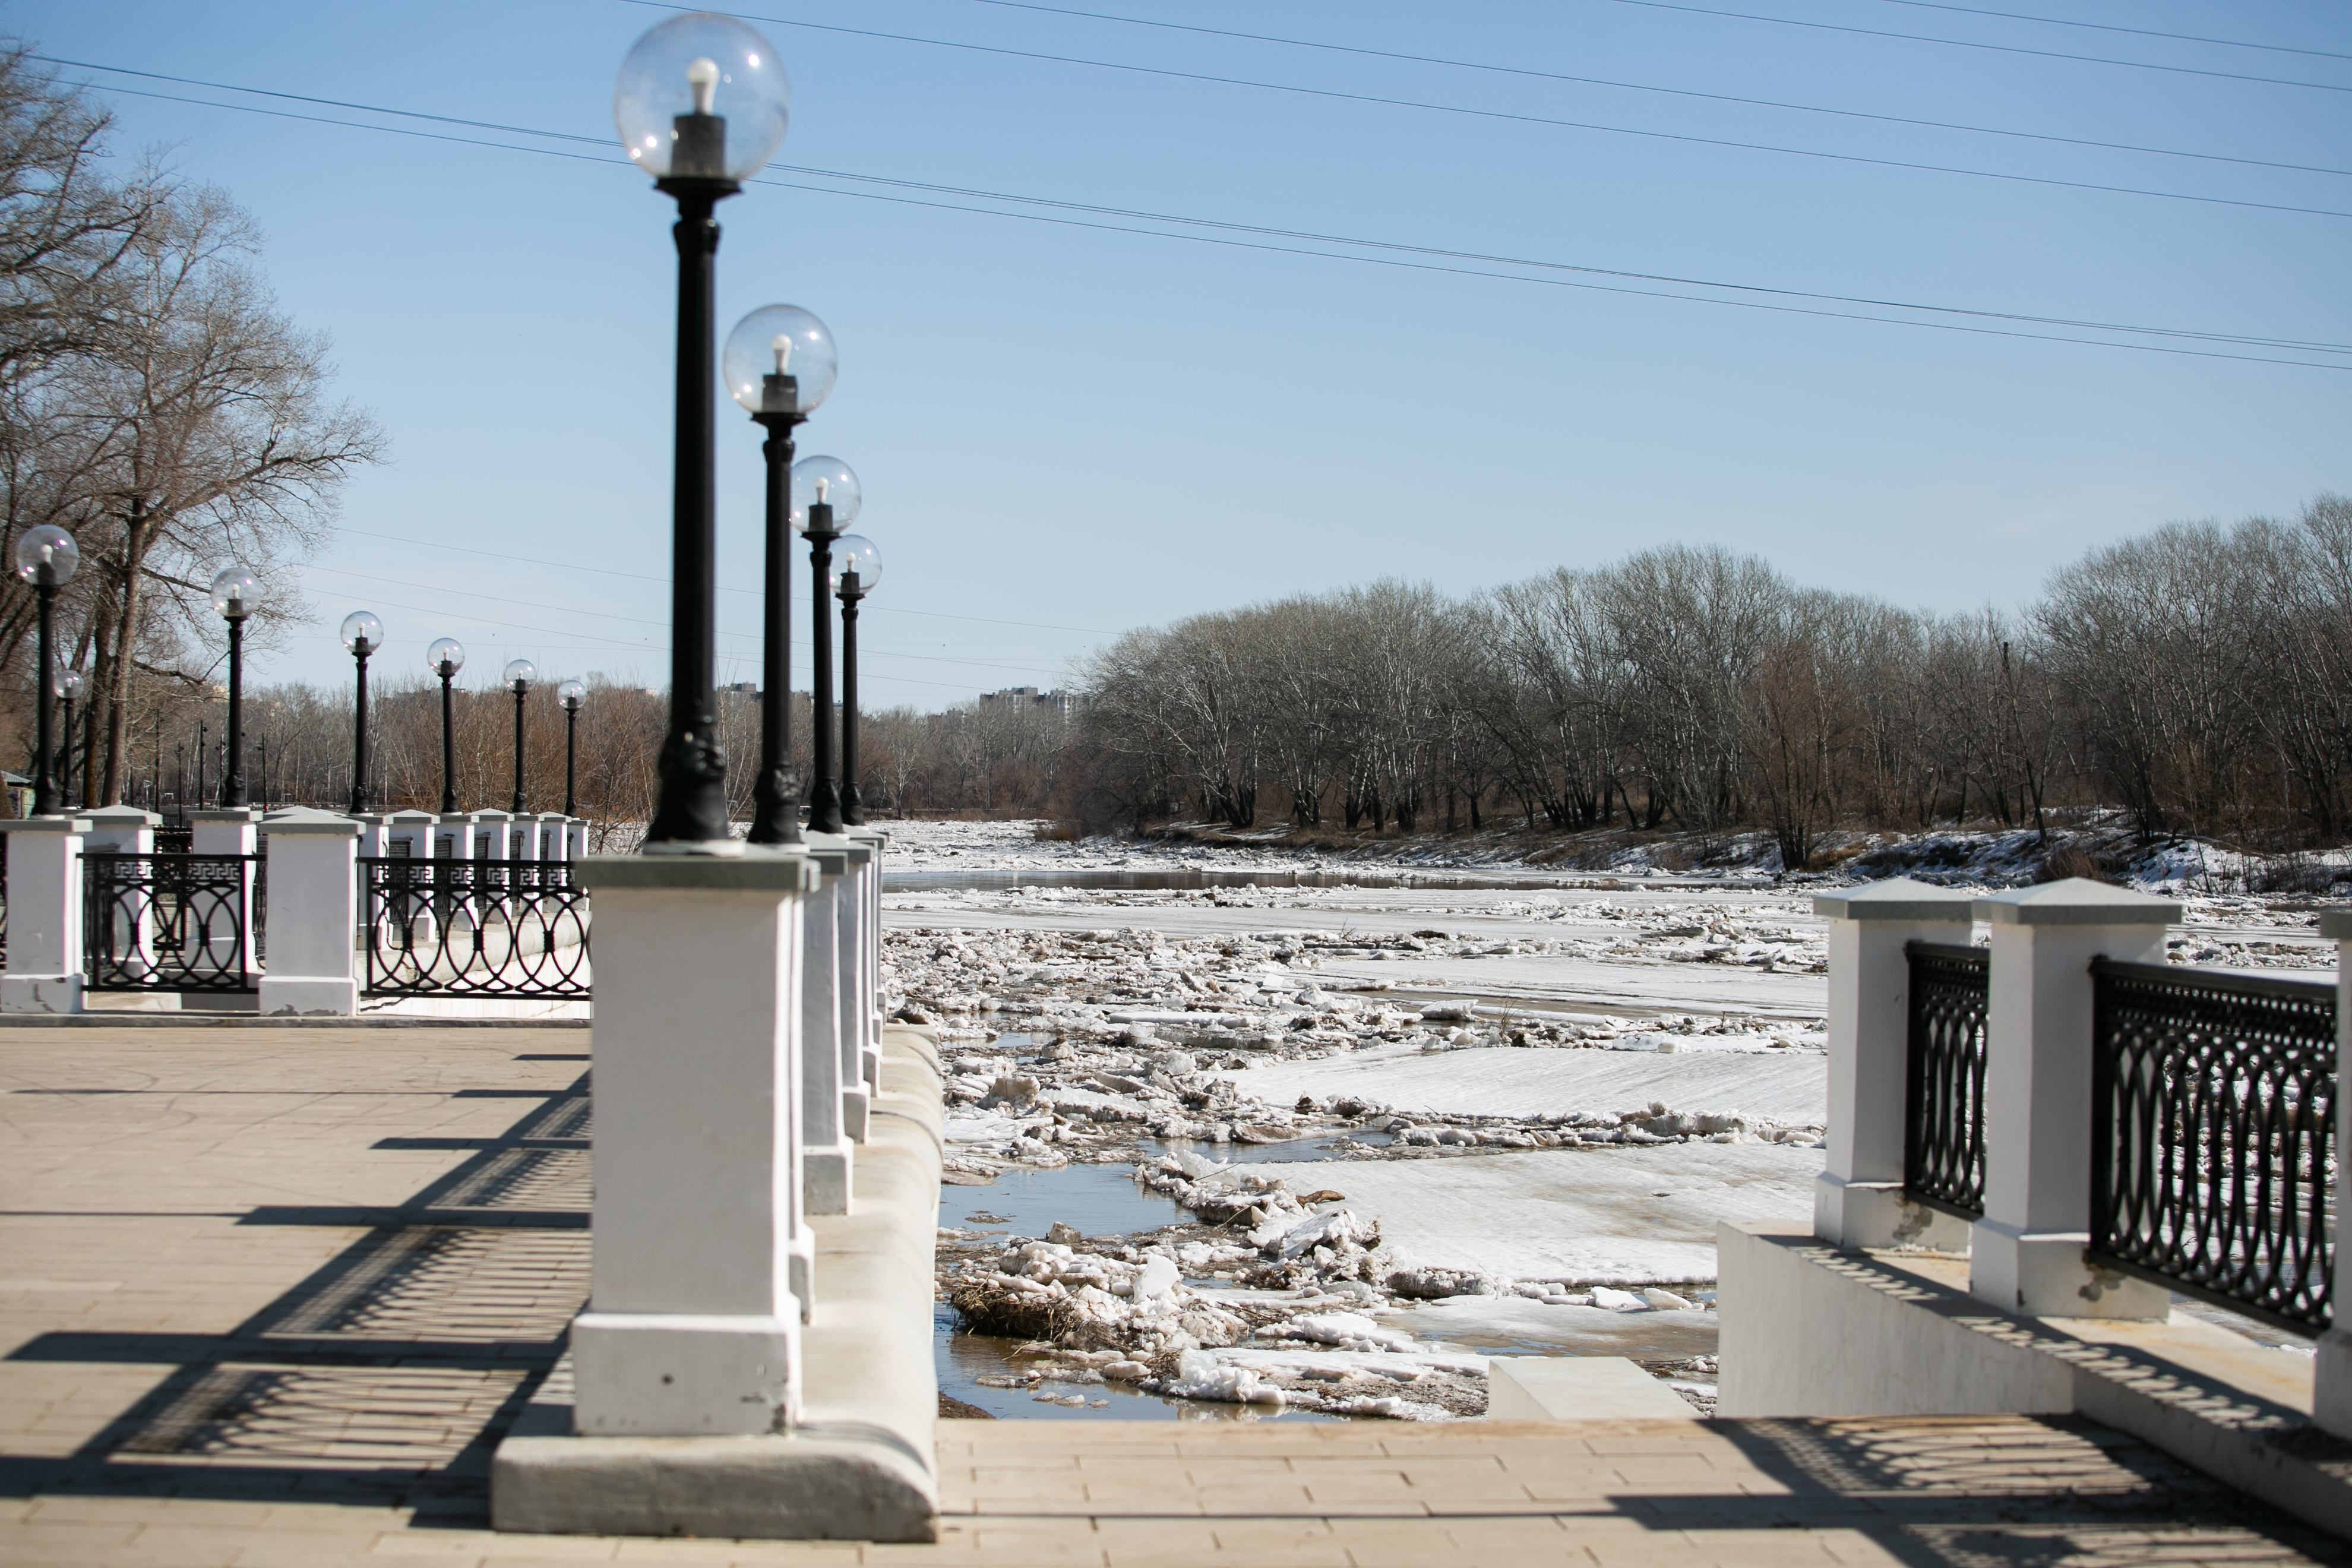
19 0 2350 704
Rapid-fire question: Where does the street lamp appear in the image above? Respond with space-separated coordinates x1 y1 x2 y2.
726 302 836 846
342 611 381 815
53 667 81 808
830 535 880 827
790 454 861 834
14 526 78 815
429 637 465 814
210 565 258 807
615 12 791 852
557 679 586 818
504 658 536 814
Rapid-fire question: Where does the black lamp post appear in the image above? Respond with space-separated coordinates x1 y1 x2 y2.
796 456 861 836
195 719 207 811
830 535 881 828
342 611 381 815
429 637 464 814
13 526 78 816
725 305 837 847
615 14 791 851
55 668 80 809
504 658 536 814
557 679 586 818
210 565 257 807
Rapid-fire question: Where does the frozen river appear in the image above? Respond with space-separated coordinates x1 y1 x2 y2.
899 819 2330 1421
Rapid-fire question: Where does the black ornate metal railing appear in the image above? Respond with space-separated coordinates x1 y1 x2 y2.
1904 941 1990 1221
2090 958 2335 1335
361 857 589 998
83 852 258 992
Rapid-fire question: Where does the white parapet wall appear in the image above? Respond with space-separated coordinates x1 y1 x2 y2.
1719 1219 2352 1538
494 1023 943 1541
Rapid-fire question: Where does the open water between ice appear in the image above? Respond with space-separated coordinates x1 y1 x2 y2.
936 1138 1377 1421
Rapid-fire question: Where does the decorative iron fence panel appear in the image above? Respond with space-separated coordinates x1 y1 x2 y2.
83 852 258 993
1903 941 1991 1221
2089 958 2335 1335
361 857 589 998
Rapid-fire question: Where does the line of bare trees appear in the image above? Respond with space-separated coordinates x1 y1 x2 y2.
1067 495 2352 864
0 46 379 805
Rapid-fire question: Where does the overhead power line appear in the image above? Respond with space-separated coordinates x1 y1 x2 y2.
1872 0 2352 61
1601 0 2352 92
954 0 2352 178
334 526 1121 634
606 7 2352 220
52 61 2351 371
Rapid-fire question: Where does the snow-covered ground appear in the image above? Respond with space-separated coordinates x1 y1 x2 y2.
896 817 2334 1420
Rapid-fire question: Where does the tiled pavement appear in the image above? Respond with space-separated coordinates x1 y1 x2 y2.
4 1025 2348 1566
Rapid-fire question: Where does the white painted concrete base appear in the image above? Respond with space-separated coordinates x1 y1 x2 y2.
1486 1357 1699 1421
1968 1217 2171 1319
570 1312 800 1437
1719 1220 2352 1539
1 973 82 1014
494 1027 943 1541
804 1149 851 1216
1813 1174 1971 1252
258 977 359 1017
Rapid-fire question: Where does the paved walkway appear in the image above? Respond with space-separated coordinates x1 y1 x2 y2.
4 1023 2347 1566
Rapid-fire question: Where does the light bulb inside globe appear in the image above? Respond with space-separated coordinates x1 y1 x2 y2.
209 565 260 621
687 56 719 113
12 525 78 584
787 455 862 532
428 636 466 675
725 305 836 415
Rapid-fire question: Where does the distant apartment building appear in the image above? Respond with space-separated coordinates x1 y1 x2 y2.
979 685 1082 717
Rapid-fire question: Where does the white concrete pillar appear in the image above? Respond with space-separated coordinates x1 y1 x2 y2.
342 811 389 859
801 839 855 1214
847 827 887 1081
570 849 818 1436
1969 877 2177 1319
2317 911 2352 1435
384 809 436 861
188 807 261 983
81 804 159 855
1812 877 1975 1250
829 837 877 1114
535 813 570 861
80 806 160 983
257 808 360 1016
1 816 90 1012
565 817 590 861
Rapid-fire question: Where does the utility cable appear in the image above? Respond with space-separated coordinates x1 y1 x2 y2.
333 524 1122 633
55 59 2352 371
603 10 2352 220
1871 0 2352 61
1599 0 2352 93
58 79 2352 372
953 0 2352 178
296 564 1078 678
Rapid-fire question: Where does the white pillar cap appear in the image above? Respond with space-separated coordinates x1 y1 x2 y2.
83 804 162 827
1812 877 1974 922
1972 876 2179 927
256 807 363 837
